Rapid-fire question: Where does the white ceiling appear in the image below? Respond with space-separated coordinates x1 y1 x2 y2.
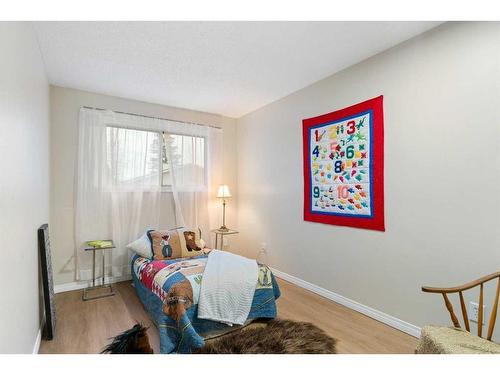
34 22 441 118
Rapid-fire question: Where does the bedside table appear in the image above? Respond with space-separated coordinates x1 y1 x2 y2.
211 229 238 250
83 241 116 301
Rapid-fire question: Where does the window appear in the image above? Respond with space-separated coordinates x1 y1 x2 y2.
106 126 206 190
106 126 161 188
162 133 206 188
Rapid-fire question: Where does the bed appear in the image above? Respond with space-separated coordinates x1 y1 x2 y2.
131 253 281 353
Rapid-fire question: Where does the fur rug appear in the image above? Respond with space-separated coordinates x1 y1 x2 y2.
194 319 337 354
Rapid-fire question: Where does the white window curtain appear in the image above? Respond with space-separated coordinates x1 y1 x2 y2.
75 108 223 281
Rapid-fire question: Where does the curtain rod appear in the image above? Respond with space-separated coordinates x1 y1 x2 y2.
82 106 222 130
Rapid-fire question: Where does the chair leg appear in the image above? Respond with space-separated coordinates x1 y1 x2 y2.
442 293 461 329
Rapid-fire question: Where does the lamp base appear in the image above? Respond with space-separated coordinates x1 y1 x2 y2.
218 225 230 232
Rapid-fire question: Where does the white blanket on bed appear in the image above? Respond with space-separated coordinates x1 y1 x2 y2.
197 250 258 325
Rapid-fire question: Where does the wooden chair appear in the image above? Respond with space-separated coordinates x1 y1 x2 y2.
422 271 500 341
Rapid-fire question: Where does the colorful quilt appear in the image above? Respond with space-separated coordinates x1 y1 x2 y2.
131 254 280 353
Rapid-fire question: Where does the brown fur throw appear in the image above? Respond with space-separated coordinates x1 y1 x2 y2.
194 319 337 354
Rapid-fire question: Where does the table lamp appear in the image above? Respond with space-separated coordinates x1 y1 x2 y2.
217 185 231 231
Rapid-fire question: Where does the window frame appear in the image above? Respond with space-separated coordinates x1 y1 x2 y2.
105 124 208 192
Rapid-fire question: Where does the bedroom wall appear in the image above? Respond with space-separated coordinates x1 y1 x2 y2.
235 22 500 336
0 23 50 353
50 86 238 286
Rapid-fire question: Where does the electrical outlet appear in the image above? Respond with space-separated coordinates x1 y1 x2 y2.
260 242 267 253
469 302 486 324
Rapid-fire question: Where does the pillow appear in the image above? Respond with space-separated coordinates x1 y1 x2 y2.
170 226 207 249
178 228 204 256
126 230 153 259
148 229 183 260
148 228 205 260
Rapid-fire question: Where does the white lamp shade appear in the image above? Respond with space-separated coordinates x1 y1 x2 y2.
216 185 232 198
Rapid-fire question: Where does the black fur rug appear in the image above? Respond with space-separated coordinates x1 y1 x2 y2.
194 319 337 354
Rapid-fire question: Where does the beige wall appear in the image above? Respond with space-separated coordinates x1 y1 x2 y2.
50 86 238 285
0 23 50 353
236 22 500 335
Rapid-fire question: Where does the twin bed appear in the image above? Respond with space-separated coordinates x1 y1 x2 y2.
131 252 281 353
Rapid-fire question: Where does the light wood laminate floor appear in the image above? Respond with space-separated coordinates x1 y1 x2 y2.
39 278 417 354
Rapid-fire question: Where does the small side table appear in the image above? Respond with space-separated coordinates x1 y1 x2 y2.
82 242 116 301
211 229 238 250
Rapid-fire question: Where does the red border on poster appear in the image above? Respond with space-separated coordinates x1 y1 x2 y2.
302 96 385 231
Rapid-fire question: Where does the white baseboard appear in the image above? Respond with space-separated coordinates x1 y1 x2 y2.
54 275 132 294
33 328 41 354
270 267 421 338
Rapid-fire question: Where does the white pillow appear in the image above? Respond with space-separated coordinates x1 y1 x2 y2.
126 231 153 259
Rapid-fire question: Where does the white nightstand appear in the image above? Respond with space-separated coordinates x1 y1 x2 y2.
211 228 238 250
